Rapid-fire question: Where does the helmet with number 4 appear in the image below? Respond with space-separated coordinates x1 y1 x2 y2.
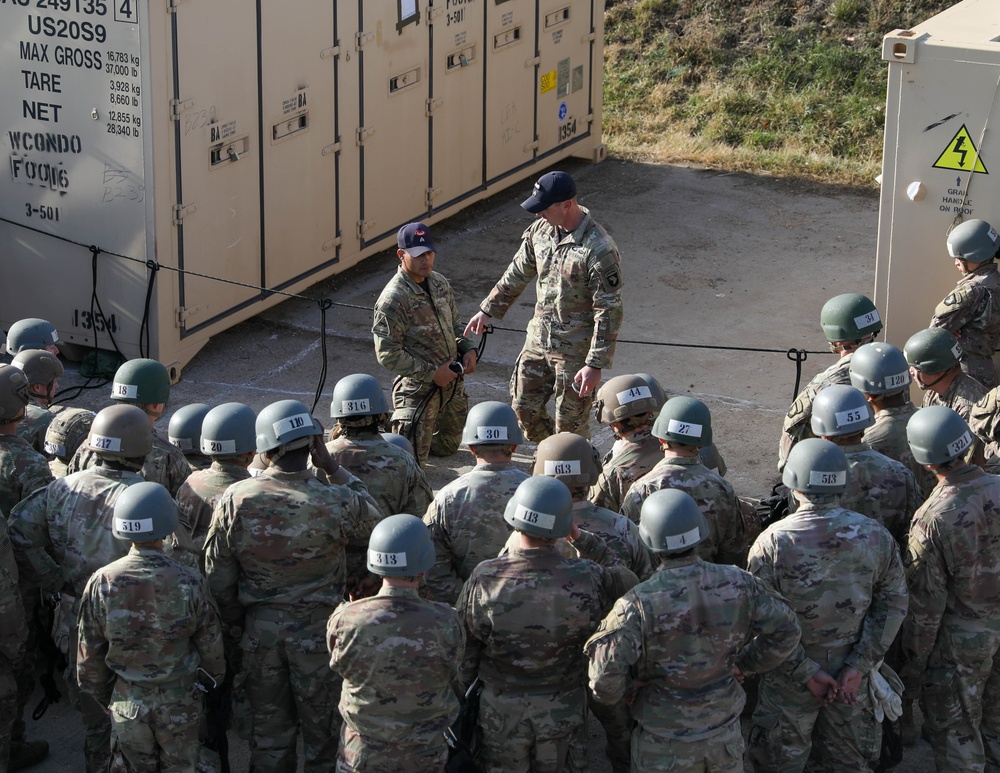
652 396 713 447
366 513 435 577
595 374 663 425
168 403 211 454
111 358 171 405
503 476 574 539
906 405 974 465
5 318 58 355
638 489 708 555
462 401 524 446
87 404 153 460
201 403 256 457
947 219 999 264
904 328 962 375
820 294 882 344
782 438 848 495
330 374 389 419
112 482 179 542
532 432 602 487
810 385 875 437
0 365 30 422
849 342 911 396
255 399 322 453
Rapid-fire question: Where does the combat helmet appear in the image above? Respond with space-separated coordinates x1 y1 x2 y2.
168 403 211 454
112 482 179 542
781 438 848 495
819 294 882 344
849 342 911 396
367 513 435 577
652 396 712 447
811 385 875 438
44 407 96 462
11 349 64 390
111 358 171 405
638 489 709 555
532 432 602 487
0 365 30 422
906 405 974 465
947 219 999 264
255 399 322 454
594 374 662 425
462 401 524 446
503 476 574 539
381 432 416 458
201 403 256 457
87 404 153 461
904 328 962 375
5 318 58 355
330 374 389 419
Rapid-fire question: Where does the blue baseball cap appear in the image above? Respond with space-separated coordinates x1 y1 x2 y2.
397 222 436 256
521 171 577 214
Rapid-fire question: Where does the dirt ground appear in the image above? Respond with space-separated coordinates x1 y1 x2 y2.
24 158 937 771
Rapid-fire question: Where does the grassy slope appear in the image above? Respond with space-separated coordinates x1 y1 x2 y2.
603 0 955 187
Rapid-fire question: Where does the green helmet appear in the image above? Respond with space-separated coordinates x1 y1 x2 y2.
819 294 882 343
652 396 712 447
594 374 662 425
810 385 875 437
849 342 911 396
167 403 210 454
201 402 256 456
87 404 153 460
330 374 389 418
532 432 602 487
462 400 524 446
782 438 848 494
381 432 415 458
366 513 435 576
255 399 322 453
5 318 58 355
904 328 962 374
906 405 974 465
0 365 30 422
112 481 178 541
44 407 96 462
503 476 574 539
947 219 999 264
111 358 171 405
638 489 708 554
11 349 64 387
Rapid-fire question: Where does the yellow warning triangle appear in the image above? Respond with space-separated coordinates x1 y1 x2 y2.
933 125 988 173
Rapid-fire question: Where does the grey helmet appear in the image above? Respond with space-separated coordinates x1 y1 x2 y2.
652 396 713 447
594 374 662 425
904 328 962 375
0 365 30 422
906 405 974 465
810 385 875 438
44 407 95 462
201 403 257 457
462 400 524 446
638 489 708 554
532 432 602 487
168 403 211 454
503 476 574 539
330 374 389 419
366 513 435 577
11 349 64 388
87 404 153 461
820 294 882 344
947 219 999 264
381 432 415 458
782 438 849 495
5 318 58 355
849 342 911 396
112 481 178 542
255 399 322 453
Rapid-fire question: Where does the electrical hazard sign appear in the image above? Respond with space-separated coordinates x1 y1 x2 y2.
933 125 988 174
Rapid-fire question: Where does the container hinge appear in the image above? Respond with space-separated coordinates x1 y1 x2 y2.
427 7 445 24
584 112 594 126
356 31 374 50
357 219 376 239
322 142 341 157
524 56 541 69
166 0 186 13
169 98 194 120
523 140 539 152
173 202 197 225
322 236 341 252
425 98 443 117
320 46 340 60
425 187 442 206
175 305 201 327
581 32 596 43
356 126 375 146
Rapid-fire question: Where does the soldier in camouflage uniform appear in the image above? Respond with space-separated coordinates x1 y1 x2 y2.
1 514 28 773
167 403 212 472
77 482 225 773
905 327 987 420
372 222 477 467
621 397 746 567
44 407 95 478
422 401 528 605
10 404 151 773
811 385 923 547
465 171 623 442
747 439 907 773
0 365 52 520
456 476 638 772
68 358 190 497
778 293 883 471
930 219 1000 388
586 489 801 772
4 318 60 359
11 349 63 455
204 399 382 773
327 514 464 772
901 406 1000 771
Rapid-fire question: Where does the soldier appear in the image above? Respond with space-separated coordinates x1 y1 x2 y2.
811 384 922 547
327 514 464 772
167 402 212 472
778 293 883 471
372 222 477 466
904 327 987 421
68 358 190 497
77 482 226 773
422 401 528 604
586 489 801 772
1 511 29 773
930 218 1000 387
204 399 382 773
901 406 1000 771
456 476 638 772
4 318 60 358
11 349 63 455
0 365 52 519
621 396 746 567
43 407 95 478
10 404 151 773
465 170 624 442
747 439 907 773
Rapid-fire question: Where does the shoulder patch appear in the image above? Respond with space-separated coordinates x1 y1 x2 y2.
593 249 623 292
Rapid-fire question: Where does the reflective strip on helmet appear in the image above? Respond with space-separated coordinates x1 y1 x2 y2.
544 459 581 476
272 413 313 437
665 526 700 551
808 470 846 487
514 504 556 530
853 309 880 329
667 419 702 438
952 343 963 359
51 329 58 343
114 517 154 534
368 549 407 568
990 226 999 243
886 371 909 388
947 431 972 458
202 438 237 455
340 398 371 415
477 425 508 441
111 382 138 399
835 408 867 427
169 436 193 451
10 361 24 371
44 441 65 456
90 434 122 452
616 385 652 404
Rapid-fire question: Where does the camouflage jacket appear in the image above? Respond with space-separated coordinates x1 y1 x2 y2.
921 370 987 421
864 403 937 494
585 555 801 741
16 401 58 455
839 442 923 548
9 464 143 599
171 460 251 567
327 431 432 517
479 208 623 368
747 495 907 682
901 464 1000 686
621 455 746 567
77 546 226 704
373 268 473 384
778 353 852 470
327 585 464 747
590 427 662 513
456 529 638 691
204 467 382 627
422 462 529 605
69 428 191 498
0 517 27 664
0 433 53 520
930 262 1000 361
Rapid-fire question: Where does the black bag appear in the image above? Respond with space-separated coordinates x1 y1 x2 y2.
446 679 483 773
875 718 904 771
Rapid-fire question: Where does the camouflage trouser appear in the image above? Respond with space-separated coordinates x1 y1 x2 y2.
510 347 593 443
590 693 632 773
335 722 448 773
67 627 113 773
631 718 743 773
963 357 999 390
749 669 880 773
1 660 15 773
391 376 468 467
107 680 204 773
477 682 587 772
241 610 340 773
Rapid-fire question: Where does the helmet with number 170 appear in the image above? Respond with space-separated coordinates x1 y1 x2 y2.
906 405 974 466
652 396 713 447
819 293 882 344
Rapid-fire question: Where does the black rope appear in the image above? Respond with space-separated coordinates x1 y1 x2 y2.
311 299 334 414
139 259 159 358
787 348 809 398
